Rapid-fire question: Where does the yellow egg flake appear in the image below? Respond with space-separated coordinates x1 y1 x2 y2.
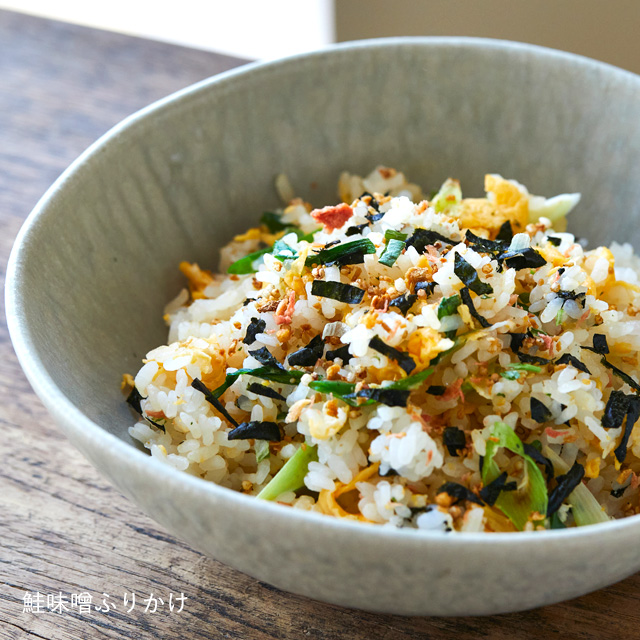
585 457 601 479
317 463 380 520
308 402 348 439
179 261 213 293
232 227 262 243
407 328 454 368
121 373 135 392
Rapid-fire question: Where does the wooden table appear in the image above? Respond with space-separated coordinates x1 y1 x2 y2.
2 9 639 639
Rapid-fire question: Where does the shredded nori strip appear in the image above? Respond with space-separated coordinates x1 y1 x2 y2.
517 351 552 366
366 211 385 223
499 247 547 271
287 335 325 367
582 334 610 355
246 382 286 402
600 357 640 392
459 287 491 328
602 390 630 429
547 462 585 517
322 239 341 249
244 317 266 345
453 253 493 295
523 443 554 482
369 336 416 374
360 191 380 212
479 472 518 506
509 332 526 353
547 236 562 247
379 467 399 477
388 293 418 315
345 223 369 237
354 387 410 407
443 427 466 456
305 238 375 267
126 387 143 414
325 344 352 364
436 482 484 506
191 378 239 427
311 280 365 304
555 353 591 374
249 346 285 370
427 385 446 396
464 230 508 253
228 421 282 442
530 397 552 423
414 281 436 296
496 220 513 242
614 396 640 463
611 486 628 498
405 228 456 254
556 290 586 307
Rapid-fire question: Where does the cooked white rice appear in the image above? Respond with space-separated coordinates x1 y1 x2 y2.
126 166 640 532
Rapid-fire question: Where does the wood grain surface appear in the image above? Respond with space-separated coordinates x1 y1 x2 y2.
2 9 640 639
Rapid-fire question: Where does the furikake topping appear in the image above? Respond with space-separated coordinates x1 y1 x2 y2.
459 287 491 328
523 443 554 482
582 334 609 355
426 385 446 395
414 281 436 296
305 238 376 267
228 421 282 442
602 390 630 429
126 387 166 432
287 335 325 367
388 293 418 315
355 387 410 407
311 280 365 304
464 230 508 254
496 220 513 242
249 347 285 370
499 247 547 271
369 336 416 374
479 472 517 506
325 344 352 363
436 482 484 506
555 353 591 374
191 378 239 427
405 228 456 253
547 236 562 247
516 351 553 366
345 223 369 237
530 397 552 423
247 382 286 402
547 462 586 517
244 317 266 345
614 396 640 463
443 427 466 456
453 253 493 295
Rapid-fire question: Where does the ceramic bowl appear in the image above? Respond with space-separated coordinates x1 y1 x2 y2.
7 38 640 616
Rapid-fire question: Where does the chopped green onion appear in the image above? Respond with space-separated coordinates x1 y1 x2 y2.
500 370 520 380
257 444 318 500
482 422 548 530
261 211 290 233
385 229 408 241
227 247 271 275
255 439 270 463
305 238 375 267
431 178 462 213
379 238 405 267
506 363 542 373
437 294 461 319
213 366 304 398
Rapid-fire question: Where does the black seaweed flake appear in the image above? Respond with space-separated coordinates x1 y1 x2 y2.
325 344 352 364
517 351 553 366
126 386 143 414
405 228 457 253
287 335 325 367
369 336 416 374
311 280 365 304
478 472 518 506
547 462 585 517
509 332 527 353
555 353 591 374
345 223 369 237
600 357 640 392
427 385 446 396
443 427 466 456
354 387 410 407
323 239 341 249
366 211 385 223
496 220 513 243
460 287 491 328
414 281 436 296
360 191 380 212
602 390 630 429
436 482 484 506
615 396 640 463
191 378 239 427
249 346 285 371
228 421 282 442
499 247 547 270
611 486 628 498
556 290 586 308
379 467 399 477
530 397 552 423
582 334 609 355
246 382 286 402
523 443 554 482
547 236 562 247
388 293 418 316
453 253 493 295
464 230 508 253
243 317 266 345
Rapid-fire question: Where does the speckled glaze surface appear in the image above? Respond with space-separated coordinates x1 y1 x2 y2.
7 38 640 616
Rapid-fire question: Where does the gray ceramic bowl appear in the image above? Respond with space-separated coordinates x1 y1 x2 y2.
7 37 640 616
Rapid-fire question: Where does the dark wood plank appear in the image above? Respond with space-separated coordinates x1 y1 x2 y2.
1 9 638 639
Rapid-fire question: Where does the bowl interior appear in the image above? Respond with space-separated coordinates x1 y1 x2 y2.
12 37 640 447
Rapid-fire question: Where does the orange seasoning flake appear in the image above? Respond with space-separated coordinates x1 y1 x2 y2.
310 203 353 231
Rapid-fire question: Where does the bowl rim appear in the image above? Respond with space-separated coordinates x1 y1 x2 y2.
7 35 640 546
